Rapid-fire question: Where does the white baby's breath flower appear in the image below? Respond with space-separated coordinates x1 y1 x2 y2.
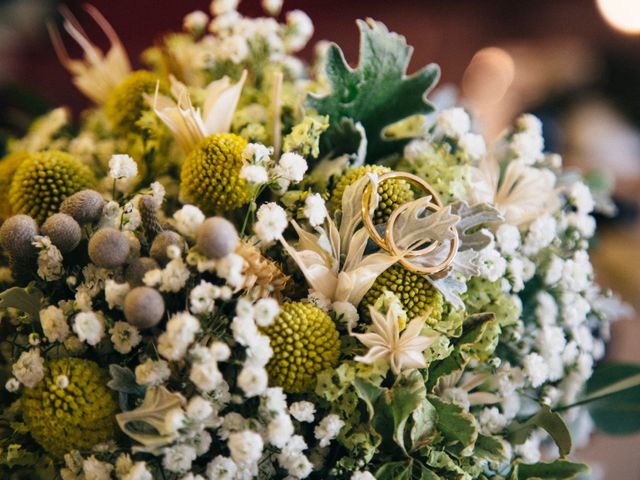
289 401 315 423
459 132 486 159
240 164 269 185
216 253 246 289
303 193 327 227
511 130 544 165
158 312 200 361
238 365 268 397
40 305 69 342
12 349 45 388
523 352 549 388
262 0 283 16
173 205 206 238
105 279 131 310
267 413 295 448
478 406 508 435
160 258 190 292
56 374 69 389
285 10 314 52
5 378 19 392
333 301 359 331
186 396 214 421
314 414 344 447
150 181 166 207
276 152 308 183
73 312 105 346
82 456 113 480
135 359 171 386
254 202 288 242
434 107 470 139
351 472 376 480
495 224 521 255
163 444 197 473
183 10 209 33
228 430 263 465
189 280 218 315
242 143 272 164
109 154 138 179
33 236 64 281
253 298 280 327
206 456 237 480
110 321 142 354
210 0 239 16
477 247 507 282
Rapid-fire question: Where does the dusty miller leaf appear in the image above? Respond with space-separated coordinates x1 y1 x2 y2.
0 285 43 322
451 201 503 251
307 19 440 160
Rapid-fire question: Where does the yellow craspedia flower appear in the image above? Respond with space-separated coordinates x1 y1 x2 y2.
263 302 340 393
22 358 118 459
0 151 29 219
104 70 159 133
360 265 444 324
9 151 96 224
180 133 250 213
330 165 414 224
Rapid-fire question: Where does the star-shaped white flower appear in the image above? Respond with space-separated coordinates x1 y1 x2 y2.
353 306 438 374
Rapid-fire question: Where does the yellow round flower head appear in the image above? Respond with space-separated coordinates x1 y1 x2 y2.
330 165 414 224
360 264 444 324
9 151 96 224
104 70 159 133
0 151 29 219
22 358 118 459
180 133 251 213
263 302 340 393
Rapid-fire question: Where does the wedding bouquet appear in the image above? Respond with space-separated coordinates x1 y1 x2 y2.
0 1 633 479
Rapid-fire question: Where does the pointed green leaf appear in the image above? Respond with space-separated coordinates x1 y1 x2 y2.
511 459 588 479
585 362 640 435
428 395 478 449
508 405 572 457
375 461 413 480
410 399 438 451
475 434 509 463
307 18 440 160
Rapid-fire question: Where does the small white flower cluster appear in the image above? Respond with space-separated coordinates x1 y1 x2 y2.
433 107 486 160
33 235 64 281
240 142 309 193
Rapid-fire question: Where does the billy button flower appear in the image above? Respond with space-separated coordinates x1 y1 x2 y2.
180 133 251 213
329 165 414 224
104 70 160 134
262 302 340 393
22 358 118 459
9 151 96 225
360 264 444 324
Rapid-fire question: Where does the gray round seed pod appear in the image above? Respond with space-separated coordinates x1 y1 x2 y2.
124 286 165 329
125 257 159 287
88 227 130 268
60 189 105 224
196 217 239 259
41 213 82 253
0 214 38 259
150 230 183 265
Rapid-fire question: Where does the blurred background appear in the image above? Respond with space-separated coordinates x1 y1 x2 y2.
0 0 639 477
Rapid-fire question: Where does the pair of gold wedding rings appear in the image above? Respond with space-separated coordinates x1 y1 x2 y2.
360 171 459 276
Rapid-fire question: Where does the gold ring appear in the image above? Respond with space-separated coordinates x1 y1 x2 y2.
385 200 459 275
361 171 443 253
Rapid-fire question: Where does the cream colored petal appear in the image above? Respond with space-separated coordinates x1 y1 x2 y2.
355 345 390 366
395 349 427 371
468 392 502 406
202 70 247 134
280 237 337 300
341 252 397 306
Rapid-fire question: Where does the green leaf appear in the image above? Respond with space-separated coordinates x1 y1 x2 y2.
511 459 588 479
410 399 438 451
0 285 42 322
475 434 509 463
307 18 439 160
427 395 478 449
508 405 572 457
375 461 413 480
426 313 499 390
585 362 640 435
353 370 426 454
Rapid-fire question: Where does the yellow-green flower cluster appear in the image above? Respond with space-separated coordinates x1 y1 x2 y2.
0 151 29 219
283 115 329 159
180 133 251 213
360 265 444 324
22 358 118 459
9 151 96 224
397 142 471 204
330 165 414 224
104 70 159 134
463 277 520 327
263 302 340 393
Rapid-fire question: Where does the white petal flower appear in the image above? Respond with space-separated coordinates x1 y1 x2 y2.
183 10 209 33
354 306 438 374
254 203 288 242
109 154 138 179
